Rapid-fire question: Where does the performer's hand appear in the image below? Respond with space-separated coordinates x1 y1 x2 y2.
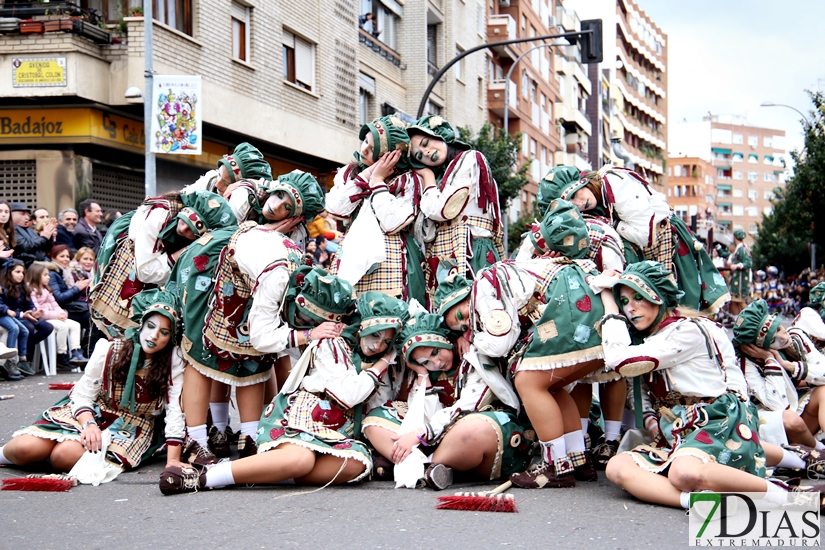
370 150 401 186
741 343 772 362
455 334 471 358
540 250 561 259
222 182 242 198
270 216 302 235
390 431 420 464
310 322 343 341
81 423 102 453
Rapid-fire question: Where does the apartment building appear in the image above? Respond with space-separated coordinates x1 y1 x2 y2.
0 0 488 215
665 156 715 230
670 116 787 244
568 0 667 192
485 0 592 220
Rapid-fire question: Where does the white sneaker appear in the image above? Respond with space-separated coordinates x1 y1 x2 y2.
0 343 18 360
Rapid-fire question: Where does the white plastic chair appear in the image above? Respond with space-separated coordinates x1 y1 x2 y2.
33 331 57 376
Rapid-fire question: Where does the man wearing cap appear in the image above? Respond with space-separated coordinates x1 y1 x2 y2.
728 229 751 315
73 199 103 254
11 202 54 266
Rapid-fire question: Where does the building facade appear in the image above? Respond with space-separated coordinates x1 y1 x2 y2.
0 0 488 215
665 156 715 239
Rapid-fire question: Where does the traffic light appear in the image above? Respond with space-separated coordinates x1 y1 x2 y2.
580 19 603 64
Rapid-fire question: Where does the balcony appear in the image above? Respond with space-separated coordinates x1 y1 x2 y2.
487 78 519 119
359 29 401 67
487 15 518 61
555 6 580 32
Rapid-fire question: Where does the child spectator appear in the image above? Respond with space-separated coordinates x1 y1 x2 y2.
27 263 87 368
0 259 53 376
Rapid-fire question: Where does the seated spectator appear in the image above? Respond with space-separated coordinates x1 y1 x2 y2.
56 208 78 251
72 199 103 255
12 202 54 267
0 200 17 262
0 259 53 376
46 245 92 338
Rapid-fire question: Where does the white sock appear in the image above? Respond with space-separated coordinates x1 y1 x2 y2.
0 446 12 465
679 491 691 509
564 430 586 454
240 421 258 439
539 436 567 464
209 403 229 432
580 418 589 432
816 441 825 451
204 461 235 488
764 479 789 505
777 449 806 469
604 420 623 442
188 424 208 449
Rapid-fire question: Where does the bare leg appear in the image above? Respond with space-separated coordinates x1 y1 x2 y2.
570 383 592 419
555 389 583 434
668 455 770 493
49 440 86 472
546 359 606 392
432 416 499 478
272 356 292 395
363 425 397 461
605 453 683 507
230 443 316 484
209 381 230 407
182 365 212 427
515 370 563 441
801 387 825 436
236 382 265 423
295 453 366 485
762 441 784 467
2 435 58 465
783 409 817 447
601 378 627 422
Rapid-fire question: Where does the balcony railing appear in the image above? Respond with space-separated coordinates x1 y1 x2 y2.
358 29 401 67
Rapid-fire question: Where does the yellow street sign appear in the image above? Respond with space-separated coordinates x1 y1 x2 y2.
12 57 67 87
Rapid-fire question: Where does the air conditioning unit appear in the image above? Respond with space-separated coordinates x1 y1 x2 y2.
548 15 556 28
499 0 510 6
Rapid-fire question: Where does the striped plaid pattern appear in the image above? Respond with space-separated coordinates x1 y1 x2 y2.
332 232 407 298
641 219 675 275
585 218 624 270
90 238 147 336
284 389 355 441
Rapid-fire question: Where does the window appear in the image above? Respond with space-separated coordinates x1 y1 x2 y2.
748 135 758 147
375 6 399 50
359 90 370 126
733 187 743 198
231 2 250 62
673 165 682 177
477 3 485 35
283 30 315 91
748 189 757 201
747 171 758 183
455 46 464 81
732 152 743 163
153 0 193 35
426 101 441 116
764 155 774 165
749 223 758 233
748 153 758 164
733 205 744 216
764 172 775 183
733 133 743 144
764 190 774 200
763 136 773 148
522 133 529 156
763 206 773 216
733 170 742 180
522 70 529 98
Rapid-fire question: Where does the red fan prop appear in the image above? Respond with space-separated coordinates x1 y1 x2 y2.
435 481 518 513
1 474 77 492
48 383 75 390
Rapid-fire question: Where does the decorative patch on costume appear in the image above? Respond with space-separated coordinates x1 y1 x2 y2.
179 267 191 283
735 316 744 327
694 430 713 445
312 400 346 429
754 456 766 471
563 235 575 247
484 310 512 336
736 424 752 441
194 276 211 292
614 356 659 376
269 427 285 440
221 281 235 296
536 320 559 341
196 233 213 246
578 238 588 250
486 251 497 264
573 324 591 344
220 212 230 224
298 432 314 442
575 295 592 312
193 255 209 272
442 189 470 219
718 449 731 465
264 403 274 418
509 432 522 448
550 216 563 227
677 239 690 257
494 411 510 426
334 442 352 449
207 199 220 209
568 278 581 291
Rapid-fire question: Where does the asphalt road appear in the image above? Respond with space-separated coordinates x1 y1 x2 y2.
0 371 794 549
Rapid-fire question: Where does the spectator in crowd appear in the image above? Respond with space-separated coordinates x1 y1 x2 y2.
314 235 330 268
32 207 49 226
358 12 381 37
12 202 54 266
72 199 103 254
56 208 78 250
0 201 17 262
46 245 92 342
0 259 53 376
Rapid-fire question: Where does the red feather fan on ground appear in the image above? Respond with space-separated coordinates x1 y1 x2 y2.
435 481 518 513
1 474 77 492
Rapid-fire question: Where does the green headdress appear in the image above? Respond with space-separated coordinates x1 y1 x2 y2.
614 261 684 330
434 273 472 316
733 229 747 240
217 142 272 183
357 116 410 165
529 199 590 259
158 190 236 244
120 289 181 412
356 291 409 339
809 282 825 310
536 166 582 213
406 115 470 169
286 266 355 329
266 170 325 222
398 311 453 363
732 299 782 349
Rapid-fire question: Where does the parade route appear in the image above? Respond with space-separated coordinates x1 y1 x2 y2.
0 372 692 550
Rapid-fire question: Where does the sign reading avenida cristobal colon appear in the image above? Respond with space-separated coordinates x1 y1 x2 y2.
12 58 67 87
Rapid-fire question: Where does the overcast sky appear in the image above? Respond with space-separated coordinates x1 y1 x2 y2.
636 0 825 155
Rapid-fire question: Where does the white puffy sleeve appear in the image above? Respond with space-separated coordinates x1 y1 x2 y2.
247 266 294 354
515 235 536 262
605 178 672 249
301 338 381 409
163 347 186 443
419 152 479 222
602 318 703 375
326 165 367 220
793 308 825 341
69 339 110 418
181 170 219 194
473 267 534 358
130 206 172 285
370 173 416 234
227 186 254 223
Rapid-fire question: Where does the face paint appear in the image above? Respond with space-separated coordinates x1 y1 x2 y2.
770 326 791 350
410 134 448 168
444 299 471 332
618 286 660 332
139 313 172 356
409 345 454 372
263 190 293 221
359 328 395 357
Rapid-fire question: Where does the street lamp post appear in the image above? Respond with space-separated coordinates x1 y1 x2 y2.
760 101 811 126
143 0 156 198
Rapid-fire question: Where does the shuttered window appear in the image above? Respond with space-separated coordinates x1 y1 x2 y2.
283 30 315 91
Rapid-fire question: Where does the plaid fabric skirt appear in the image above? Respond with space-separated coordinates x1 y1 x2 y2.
641 219 675 275
256 391 371 483
90 238 149 337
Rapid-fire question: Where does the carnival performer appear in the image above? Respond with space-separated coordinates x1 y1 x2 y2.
182 141 272 196
90 191 235 336
752 269 767 301
541 165 729 314
159 269 386 494
597 262 825 509
435 206 605 488
765 266 783 315
727 229 752 316
734 300 825 456
406 115 503 303
364 311 528 490
0 289 185 472
173 171 326 463
327 115 426 303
